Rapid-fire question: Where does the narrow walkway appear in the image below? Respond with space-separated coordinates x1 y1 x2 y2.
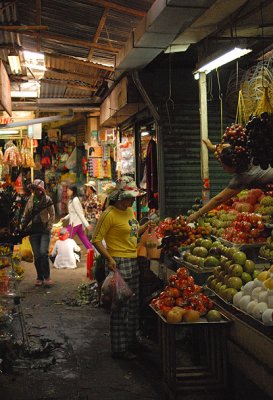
0 253 163 400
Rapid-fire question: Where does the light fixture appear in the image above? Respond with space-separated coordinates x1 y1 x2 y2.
141 131 150 137
0 130 19 134
11 91 38 98
8 50 22 75
194 47 252 75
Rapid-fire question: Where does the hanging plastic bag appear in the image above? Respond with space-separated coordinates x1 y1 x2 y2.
138 227 161 260
20 236 33 263
101 270 133 311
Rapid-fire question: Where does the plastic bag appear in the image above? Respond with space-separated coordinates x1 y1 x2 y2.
20 236 33 263
138 228 161 260
101 269 133 311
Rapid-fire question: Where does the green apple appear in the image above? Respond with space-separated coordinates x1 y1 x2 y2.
241 272 252 283
232 251 247 266
229 264 243 277
244 259 255 274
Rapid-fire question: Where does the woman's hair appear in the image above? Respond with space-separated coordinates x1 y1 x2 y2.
68 184 78 198
220 146 250 173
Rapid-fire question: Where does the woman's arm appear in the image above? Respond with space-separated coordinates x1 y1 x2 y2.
203 138 216 152
187 187 241 223
93 241 116 270
138 220 156 236
47 198 55 229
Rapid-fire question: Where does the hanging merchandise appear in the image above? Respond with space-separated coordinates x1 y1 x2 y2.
65 147 77 170
23 137 38 149
87 155 93 177
146 138 158 209
20 148 35 168
117 138 135 175
82 156 88 175
41 143 52 169
3 143 22 167
0 148 3 180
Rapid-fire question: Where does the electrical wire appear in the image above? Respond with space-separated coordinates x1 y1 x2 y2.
216 69 223 137
165 48 175 134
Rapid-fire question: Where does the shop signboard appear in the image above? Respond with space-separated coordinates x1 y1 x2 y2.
0 60 12 117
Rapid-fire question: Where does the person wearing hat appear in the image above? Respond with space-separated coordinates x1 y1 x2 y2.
23 179 55 287
92 176 154 360
51 227 81 269
83 180 102 233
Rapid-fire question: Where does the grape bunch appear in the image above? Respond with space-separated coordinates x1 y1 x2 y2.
246 113 273 170
222 123 248 146
221 124 252 172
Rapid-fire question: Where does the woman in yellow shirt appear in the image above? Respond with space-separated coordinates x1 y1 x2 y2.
92 176 151 360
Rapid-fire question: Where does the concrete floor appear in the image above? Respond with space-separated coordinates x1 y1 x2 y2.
0 252 163 400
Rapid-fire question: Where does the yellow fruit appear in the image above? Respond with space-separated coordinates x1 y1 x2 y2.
269 265 273 274
257 271 269 282
183 310 200 323
264 278 273 290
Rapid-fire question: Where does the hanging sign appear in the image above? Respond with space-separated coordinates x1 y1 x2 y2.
28 123 42 139
0 116 13 124
0 60 12 117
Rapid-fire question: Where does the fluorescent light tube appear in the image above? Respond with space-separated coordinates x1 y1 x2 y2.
0 130 19 134
11 91 38 98
195 47 252 74
8 55 22 75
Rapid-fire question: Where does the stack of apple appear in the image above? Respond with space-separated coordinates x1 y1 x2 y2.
199 210 238 237
232 188 264 213
207 249 261 303
233 267 273 325
156 215 211 256
255 195 273 224
151 266 223 323
221 212 267 244
184 238 226 269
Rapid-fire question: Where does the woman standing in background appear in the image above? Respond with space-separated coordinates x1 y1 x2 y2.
61 184 93 250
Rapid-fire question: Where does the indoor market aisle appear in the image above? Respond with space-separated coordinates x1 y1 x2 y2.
0 254 162 400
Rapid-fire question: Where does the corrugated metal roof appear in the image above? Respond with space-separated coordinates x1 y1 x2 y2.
1 0 154 103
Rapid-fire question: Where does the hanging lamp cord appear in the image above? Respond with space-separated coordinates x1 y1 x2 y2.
165 49 175 134
216 69 223 138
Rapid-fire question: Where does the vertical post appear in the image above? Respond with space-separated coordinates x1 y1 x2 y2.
30 138 34 183
198 72 210 204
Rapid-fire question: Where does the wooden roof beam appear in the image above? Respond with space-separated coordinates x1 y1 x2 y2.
0 25 48 30
46 54 114 71
4 30 120 53
88 7 109 61
36 0 42 52
89 1 146 17
41 79 97 92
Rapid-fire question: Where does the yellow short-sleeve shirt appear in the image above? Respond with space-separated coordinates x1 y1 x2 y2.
92 206 139 258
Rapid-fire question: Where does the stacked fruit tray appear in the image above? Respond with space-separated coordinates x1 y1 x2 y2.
150 303 230 325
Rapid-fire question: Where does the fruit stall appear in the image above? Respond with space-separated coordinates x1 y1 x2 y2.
149 187 273 399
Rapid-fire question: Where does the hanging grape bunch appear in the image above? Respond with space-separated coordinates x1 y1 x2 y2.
246 113 273 170
222 123 248 147
220 123 252 172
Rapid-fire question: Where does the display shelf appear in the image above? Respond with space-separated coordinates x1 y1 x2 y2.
206 287 273 333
